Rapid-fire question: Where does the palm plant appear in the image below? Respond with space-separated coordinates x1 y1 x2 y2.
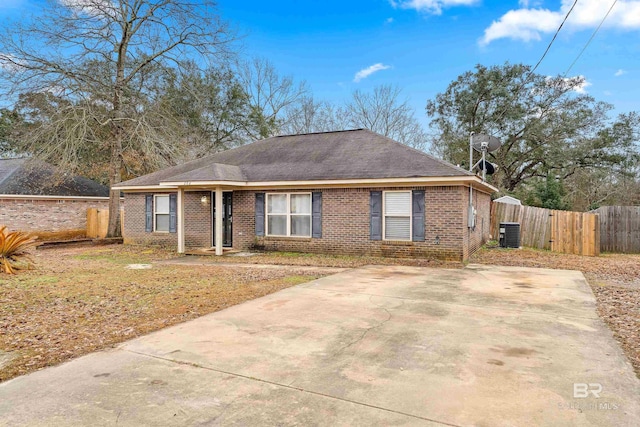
0 226 38 274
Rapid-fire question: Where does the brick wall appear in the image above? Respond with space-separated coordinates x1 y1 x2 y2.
463 189 492 260
123 191 211 249
122 186 492 261
0 196 110 232
234 186 491 261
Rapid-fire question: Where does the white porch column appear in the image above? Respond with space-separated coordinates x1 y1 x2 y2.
215 187 223 256
177 188 185 254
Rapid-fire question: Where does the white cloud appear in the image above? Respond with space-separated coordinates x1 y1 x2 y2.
353 63 391 82
481 0 640 45
59 0 114 18
390 0 478 15
546 75 592 94
570 77 592 94
603 90 612 96
386 17 394 24
614 69 627 76
518 0 542 7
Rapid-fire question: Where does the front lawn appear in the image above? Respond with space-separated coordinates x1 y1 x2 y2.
471 246 640 378
0 245 327 382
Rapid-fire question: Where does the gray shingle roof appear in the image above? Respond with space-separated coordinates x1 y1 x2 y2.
168 163 245 183
0 158 110 197
118 129 472 187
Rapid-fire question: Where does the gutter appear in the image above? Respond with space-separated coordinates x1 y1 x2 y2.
114 176 498 194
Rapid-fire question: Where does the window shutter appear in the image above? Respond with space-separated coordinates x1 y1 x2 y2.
370 191 382 240
255 192 265 236
145 195 153 232
312 191 322 238
169 193 177 233
412 190 425 242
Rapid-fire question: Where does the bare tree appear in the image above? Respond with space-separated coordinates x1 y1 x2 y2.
281 96 348 135
344 85 428 150
0 0 234 237
237 58 309 139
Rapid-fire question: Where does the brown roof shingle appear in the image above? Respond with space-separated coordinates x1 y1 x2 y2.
118 129 472 187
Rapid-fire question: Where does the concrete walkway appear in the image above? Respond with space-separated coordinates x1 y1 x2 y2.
1 265 639 426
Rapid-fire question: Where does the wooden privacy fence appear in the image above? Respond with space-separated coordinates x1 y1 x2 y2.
491 202 600 256
592 206 640 253
87 208 124 238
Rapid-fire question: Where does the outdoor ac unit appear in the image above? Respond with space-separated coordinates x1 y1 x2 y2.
499 222 520 248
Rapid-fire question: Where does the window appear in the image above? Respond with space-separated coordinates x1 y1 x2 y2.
154 194 170 232
384 191 411 241
266 193 311 237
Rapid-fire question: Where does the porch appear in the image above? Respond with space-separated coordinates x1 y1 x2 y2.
176 187 234 256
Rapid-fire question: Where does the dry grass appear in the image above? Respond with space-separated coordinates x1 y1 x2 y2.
471 246 640 377
0 245 327 382
196 250 462 269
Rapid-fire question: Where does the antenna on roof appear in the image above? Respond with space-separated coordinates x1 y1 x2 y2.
469 133 500 182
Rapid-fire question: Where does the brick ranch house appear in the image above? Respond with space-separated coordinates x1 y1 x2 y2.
114 129 496 261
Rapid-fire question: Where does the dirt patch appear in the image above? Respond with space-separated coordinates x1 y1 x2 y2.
491 346 538 358
472 247 640 377
0 246 327 382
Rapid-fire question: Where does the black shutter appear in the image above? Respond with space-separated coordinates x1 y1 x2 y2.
312 191 322 238
412 190 425 242
169 193 177 233
255 192 265 236
145 195 153 232
370 191 382 240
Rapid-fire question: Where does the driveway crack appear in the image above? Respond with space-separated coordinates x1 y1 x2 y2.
124 349 460 427
332 296 397 356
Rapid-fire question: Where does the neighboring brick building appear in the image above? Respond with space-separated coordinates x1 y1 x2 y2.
0 158 111 235
0 195 111 233
115 129 495 261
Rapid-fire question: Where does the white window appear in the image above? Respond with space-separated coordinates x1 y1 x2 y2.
266 193 311 237
384 191 411 241
154 194 170 232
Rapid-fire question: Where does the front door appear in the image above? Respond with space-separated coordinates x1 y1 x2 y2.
212 191 233 247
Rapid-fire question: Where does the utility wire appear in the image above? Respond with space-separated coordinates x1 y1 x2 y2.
529 0 580 78
489 0 579 130
564 0 618 76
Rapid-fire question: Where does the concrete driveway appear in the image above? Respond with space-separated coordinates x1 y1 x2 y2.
1 264 639 426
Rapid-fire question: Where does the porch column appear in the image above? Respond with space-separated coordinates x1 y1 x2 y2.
215 187 223 256
177 187 185 254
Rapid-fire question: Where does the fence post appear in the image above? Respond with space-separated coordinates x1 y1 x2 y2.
86 208 97 238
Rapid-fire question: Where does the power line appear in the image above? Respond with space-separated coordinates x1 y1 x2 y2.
564 0 618 76
529 0 579 78
490 0 579 128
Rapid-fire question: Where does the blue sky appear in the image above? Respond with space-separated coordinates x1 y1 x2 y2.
1 0 639 127
217 0 640 125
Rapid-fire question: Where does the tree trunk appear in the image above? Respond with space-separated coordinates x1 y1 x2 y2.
106 135 123 238
107 44 126 238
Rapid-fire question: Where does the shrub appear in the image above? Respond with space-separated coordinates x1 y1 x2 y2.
0 226 38 274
